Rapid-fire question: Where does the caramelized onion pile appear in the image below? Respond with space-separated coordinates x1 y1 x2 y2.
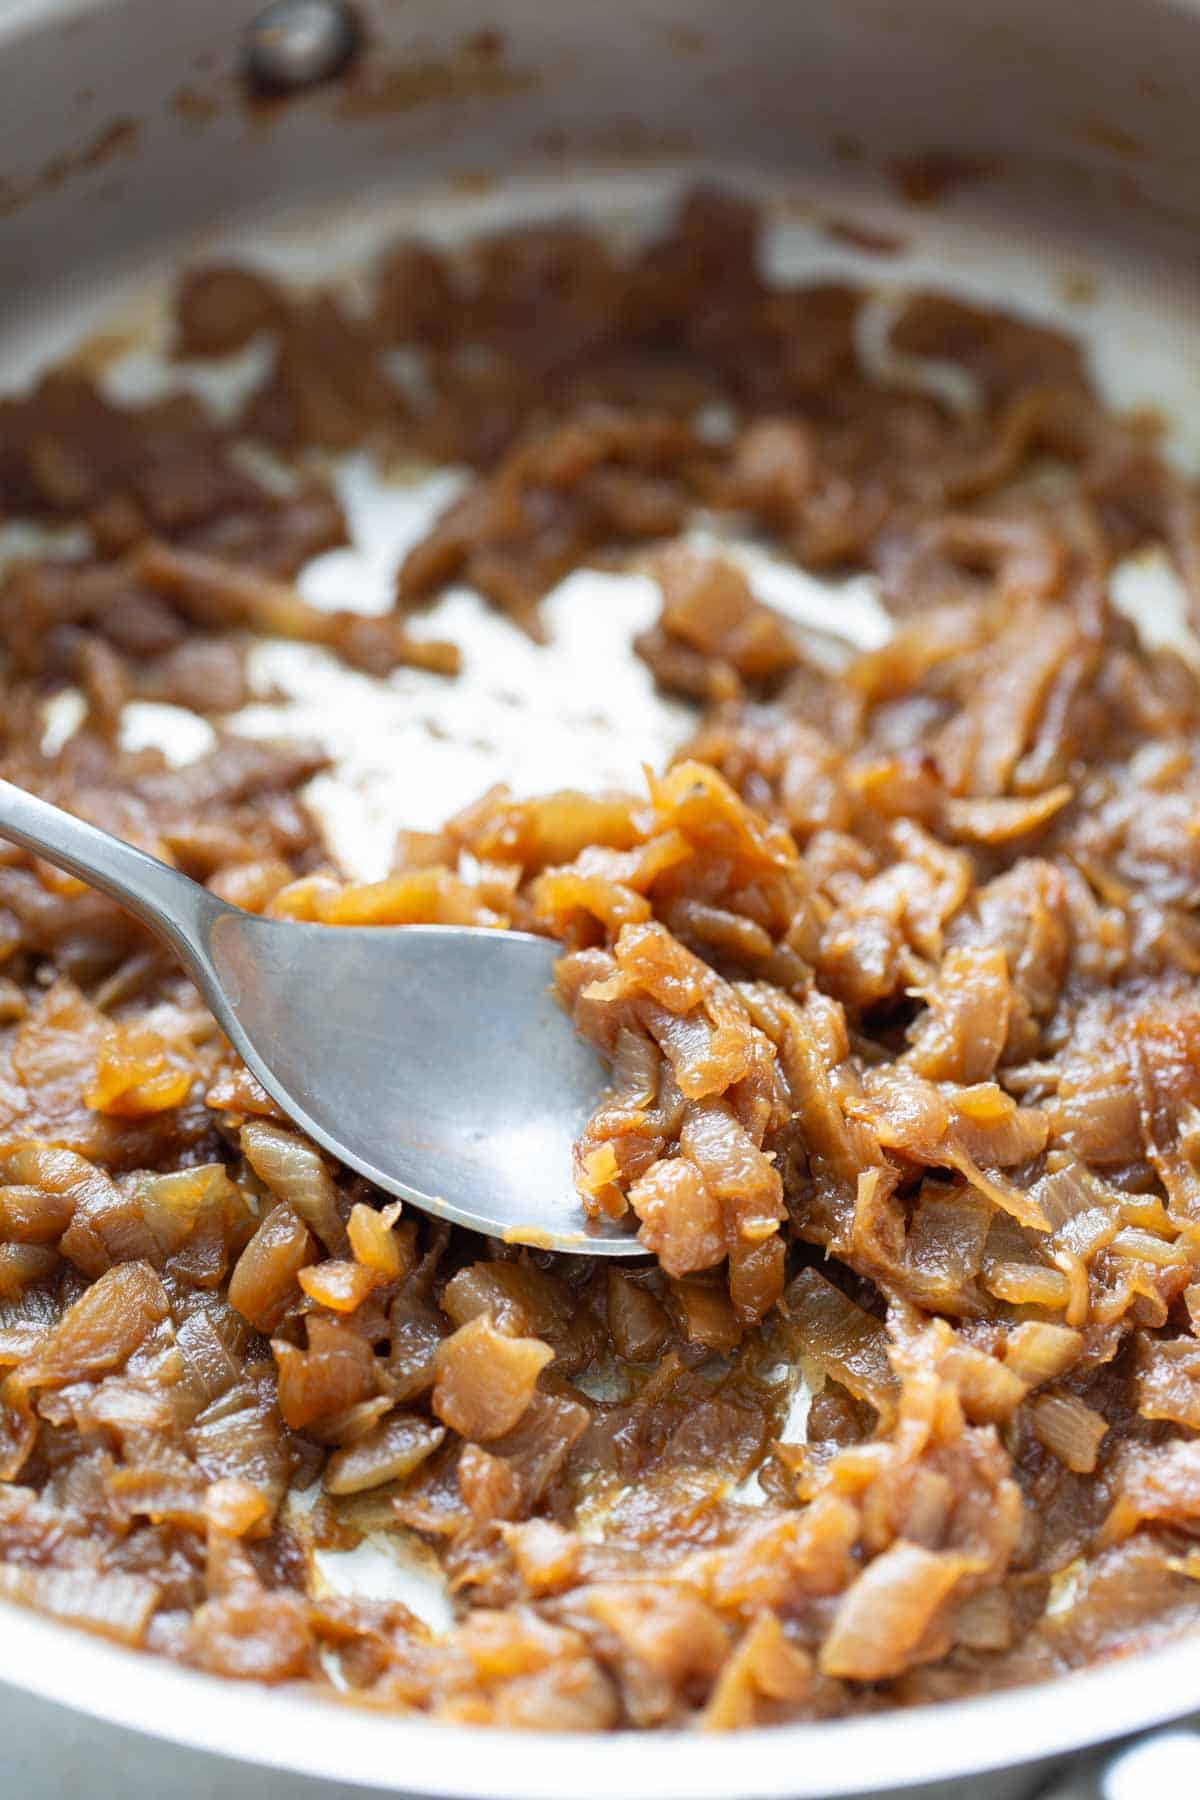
0 189 1199 1729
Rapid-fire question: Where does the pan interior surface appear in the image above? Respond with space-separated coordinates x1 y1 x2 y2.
3 1 1200 1793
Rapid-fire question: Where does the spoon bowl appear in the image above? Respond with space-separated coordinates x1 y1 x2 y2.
208 913 639 1250
0 777 646 1256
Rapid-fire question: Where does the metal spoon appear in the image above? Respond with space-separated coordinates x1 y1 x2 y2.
0 778 645 1256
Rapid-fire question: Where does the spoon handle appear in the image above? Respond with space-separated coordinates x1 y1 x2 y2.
0 776 228 966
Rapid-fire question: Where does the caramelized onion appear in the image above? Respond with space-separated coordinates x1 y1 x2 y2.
0 183 1199 1729
820 1544 967 1681
1030 1393 1109 1473
324 1413 445 1495
433 1316 554 1441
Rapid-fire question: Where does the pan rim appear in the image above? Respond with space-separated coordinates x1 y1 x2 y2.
0 1596 1195 1797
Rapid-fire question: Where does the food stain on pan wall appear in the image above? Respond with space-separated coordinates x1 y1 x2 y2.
0 115 139 217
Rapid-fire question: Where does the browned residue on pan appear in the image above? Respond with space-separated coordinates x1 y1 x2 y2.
664 24 709 55
461 27 506 61
830 133 865 163
448 169 498 198
333 52 537 121
44 118 140 188
889 148 999 207
1136 70 1172 102
238 25 535 128
821 215 907 256
0 116 140 216
532 122 694 164
172 85 221 127
1069 116 1148 160
1059 266 1098 307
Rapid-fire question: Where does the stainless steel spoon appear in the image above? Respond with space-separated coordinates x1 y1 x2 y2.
0 778 645 1255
